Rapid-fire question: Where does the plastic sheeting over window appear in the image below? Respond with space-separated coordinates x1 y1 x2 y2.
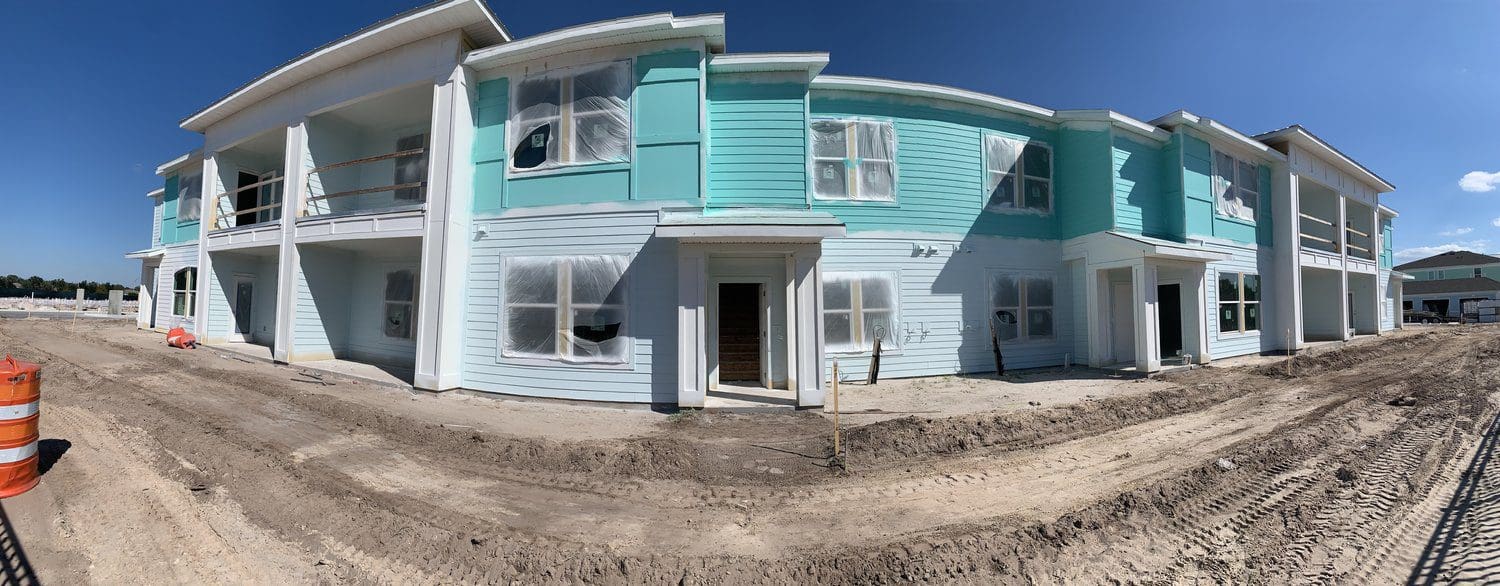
384 269 416 339
985 135 1051 213
811 118 896 202
989 271 1053 342
1213 150 1258 222
822 272 899 353
178 172 202 221
502 255 629 363
509 60 631 173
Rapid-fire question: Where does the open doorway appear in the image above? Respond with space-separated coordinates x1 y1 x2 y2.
1158 283 1182 359
717 283 764 385
1109 278 1135 364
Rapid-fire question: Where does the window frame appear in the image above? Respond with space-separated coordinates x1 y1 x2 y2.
809 117 898 203
1216 271 1260 336
506 59 634 176
499 254 632 366
983 134 1053 214
382 268 417 340
987 270 1056 344
171 267 196 317
1211 149 1260 223
177 172 203 222
821 271 901 354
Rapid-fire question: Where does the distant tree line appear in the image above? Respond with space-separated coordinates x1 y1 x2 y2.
1 275 138 301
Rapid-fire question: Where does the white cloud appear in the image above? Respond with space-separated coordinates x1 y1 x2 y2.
1395 240 1491 262
1460 171 1500 192
1441 227 1475 236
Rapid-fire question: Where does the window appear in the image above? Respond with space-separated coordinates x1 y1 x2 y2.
394 134 428 201
822 273 899 353
172 268 196 317
502 255 629 363
1476 268 1484 278
1212 150 1259 222
810 118 896 202
989 272 1054 342
1217 272 1260 334
178 172 202 222
509 60 631 172
984 135 1052 213
383 269 416 339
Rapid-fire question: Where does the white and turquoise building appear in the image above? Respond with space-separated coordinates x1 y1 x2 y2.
126 2 1403 407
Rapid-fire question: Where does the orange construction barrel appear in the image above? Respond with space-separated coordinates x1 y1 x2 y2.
0 356 40 498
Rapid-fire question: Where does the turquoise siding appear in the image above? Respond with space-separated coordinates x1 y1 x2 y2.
1380 218 1393 269
706 76 808 208
1055 128 1113 239
1179 130 1270 246
1159 133 1185 239
473 78 508 215
161 175 179 244
808 93 1057 238
1112 134 1172 239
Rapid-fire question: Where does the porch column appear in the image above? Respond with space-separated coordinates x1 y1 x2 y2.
1275 168 1305 349
1132 260 1160 372
273 121 306 363
791 245 825 407
1184 264 1210 364
1086 265 1107 368
192 154 218 340
414 71 467 391
677 246 708 408
1338 196 1350 340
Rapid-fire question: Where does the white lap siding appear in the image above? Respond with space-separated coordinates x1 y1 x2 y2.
820 234 1071 380
1203 240 1275 359
154 243 200 332
1379 268 1396 331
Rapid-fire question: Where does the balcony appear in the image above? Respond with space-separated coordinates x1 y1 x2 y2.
301 85 431 222
206 128 286 251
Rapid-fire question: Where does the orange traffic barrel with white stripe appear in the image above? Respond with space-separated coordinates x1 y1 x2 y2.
0 356 39 498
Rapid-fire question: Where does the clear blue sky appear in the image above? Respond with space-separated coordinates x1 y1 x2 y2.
3 0 1495 285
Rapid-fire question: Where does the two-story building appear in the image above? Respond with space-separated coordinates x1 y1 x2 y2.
1395 250 1500 318
127 1 1401 408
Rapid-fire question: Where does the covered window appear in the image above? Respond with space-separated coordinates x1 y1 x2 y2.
502 255 629 363
178 172 202 222
1217 272 1260 334
383 269 416 339
393 134 428 201
172 267 196 317
823 273 899 353
989 272 1054 342
810 118 896 202
1212 150 1259 222
509 60 631 172
984 135 1052 213
1475 268 1484 278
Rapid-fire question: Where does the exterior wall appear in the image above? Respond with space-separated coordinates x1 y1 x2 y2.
1379 217 1393 269
1112 133 1172 239
151 196 164 246
346 253 421 367
153 243 200 332
460 207 677 403
1178 130 1273 246
706 73 808 208
1204 240 1273 359
1379 268 1396 331
1405 265 1500 281
1055 127 1113 239
291 245 353 361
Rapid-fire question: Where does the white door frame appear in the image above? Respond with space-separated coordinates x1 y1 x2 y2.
1108 281 1134 365
707 277 772 390
230 273 255 343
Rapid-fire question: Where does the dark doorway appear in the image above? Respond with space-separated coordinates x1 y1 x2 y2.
718 283 762 383
235 171 260 227
1157 283 1182 359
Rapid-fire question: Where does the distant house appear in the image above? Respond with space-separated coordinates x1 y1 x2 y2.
1395 251 1500 317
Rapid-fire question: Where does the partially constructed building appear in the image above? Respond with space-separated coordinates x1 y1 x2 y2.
1395 251 1500 318
126 1 1402 407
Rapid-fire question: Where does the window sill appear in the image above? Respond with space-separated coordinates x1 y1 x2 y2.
1215 214 1257 228
508 161 631 179
498 353 635 370
985 206 1053 217
812 196 900 206
1216 330 1260 340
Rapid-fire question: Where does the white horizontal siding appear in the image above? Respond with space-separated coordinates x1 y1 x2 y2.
154 243 199 332
1204 241 1274 359
1379 268 1396 331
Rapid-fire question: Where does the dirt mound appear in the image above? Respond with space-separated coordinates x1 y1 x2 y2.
1253 330 1445 379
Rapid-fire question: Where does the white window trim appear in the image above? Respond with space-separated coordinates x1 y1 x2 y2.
506 59 634 176
382 268 418 340
983 134 1053 215
987 270 1056 344
171 267 196 318
498 254 634 368
1211 149 1260 223
809 117 898 203
1216 271 1261 337
822 271 901 355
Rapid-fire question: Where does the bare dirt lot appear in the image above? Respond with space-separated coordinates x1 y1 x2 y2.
1 319 1497 583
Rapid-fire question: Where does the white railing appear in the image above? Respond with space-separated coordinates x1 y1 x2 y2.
210 176 285 231
302 147 425 217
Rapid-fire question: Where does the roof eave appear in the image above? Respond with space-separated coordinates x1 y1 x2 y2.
155 149 202 176
706 52 829 81
464 13 727 72
1149 110 1286 163
1255 126 1396 193
809 75 1055 121
1055 109 1171 142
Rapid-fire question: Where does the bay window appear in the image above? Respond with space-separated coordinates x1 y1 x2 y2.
503 255 629 363
990 272 1054 342
509 60 631 172
984 135 1051 213
1212 150 1259 222
1217 272 1260 334
810 118 896 202
823 273 899 353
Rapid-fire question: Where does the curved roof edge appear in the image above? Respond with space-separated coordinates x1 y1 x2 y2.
181 0 509 133
809 75 1056 120
1255 125 1396 192
465 13 725 71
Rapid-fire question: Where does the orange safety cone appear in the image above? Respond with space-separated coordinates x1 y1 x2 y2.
0 356 40 498
167 327 198 349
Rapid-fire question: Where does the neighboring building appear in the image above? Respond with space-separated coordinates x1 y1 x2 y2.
1395 251 1500 317
126 2 1402 407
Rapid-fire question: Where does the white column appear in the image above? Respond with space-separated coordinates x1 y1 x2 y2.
1132 260 1160 372
1275 168 1304 350
677 245 707 407
414 70 468 391
273 122 306 363
1337 195 1350 340
137 264 155 329
1185 264 1210 364
1085 264 1106 368
783 255 800 393
791 245 825 407
192 154 218 340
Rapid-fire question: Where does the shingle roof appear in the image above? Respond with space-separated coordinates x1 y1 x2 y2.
1405 277 1500 296
1395 250 1500 271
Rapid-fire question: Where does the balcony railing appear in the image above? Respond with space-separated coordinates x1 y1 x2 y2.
209 175 285 231
1298 212 1340 255
302 146 426 217
1345 224 1375 260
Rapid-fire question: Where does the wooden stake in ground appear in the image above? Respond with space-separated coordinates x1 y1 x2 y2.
866 338 881 385
830 359 844 471
1286 328 1293 376
990 317 1005 376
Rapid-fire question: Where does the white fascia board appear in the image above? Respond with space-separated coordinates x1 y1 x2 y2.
1149 110 1286 163
1378 204 1399 217
181 0 506 132
154 149 202 176
1256 126 1396 193
1056 110 1170 143
707 53 829 81
809 75 1056 120
464 13 727 71
146 188 165 199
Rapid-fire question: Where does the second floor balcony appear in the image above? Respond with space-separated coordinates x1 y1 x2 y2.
208 128 286 234
301 85 431 220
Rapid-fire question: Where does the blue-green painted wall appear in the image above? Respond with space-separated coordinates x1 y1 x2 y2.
807 92 1057 238
1055 127 1113 239
161 175 179 244
1112 133 1173 239
1178 130 1272 246
705 75 807 208
471 49 703 216
1380 217 1394 269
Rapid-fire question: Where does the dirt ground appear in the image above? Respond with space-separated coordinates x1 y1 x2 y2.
0 319 1496 584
